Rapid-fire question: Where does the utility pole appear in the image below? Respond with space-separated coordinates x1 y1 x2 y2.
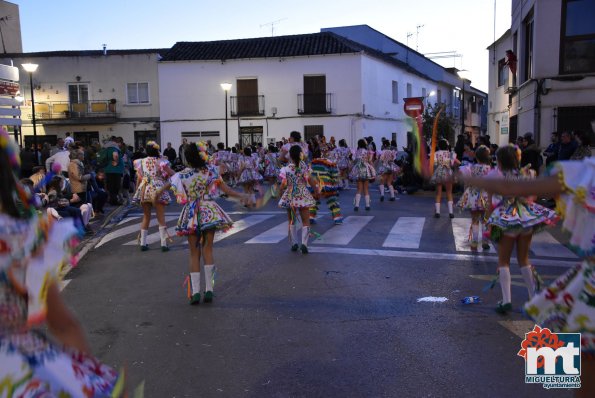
406 32 413 63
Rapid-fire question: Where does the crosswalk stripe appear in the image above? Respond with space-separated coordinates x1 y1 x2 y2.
531 231 577 259
98 216 178 248
382 217 425 249
314 216 373 245
498 320 535 338
214 214 275 242
117 215 141 226
245 221 288 244
123 225 179 246
451 218 496 253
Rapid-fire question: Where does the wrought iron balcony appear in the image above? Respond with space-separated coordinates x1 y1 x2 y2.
30 100 118 121
230 95 265 117
297 93 332 115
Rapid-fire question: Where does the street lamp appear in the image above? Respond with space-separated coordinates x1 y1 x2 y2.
22 63 39 164
14 93 24 146
220 82 232 148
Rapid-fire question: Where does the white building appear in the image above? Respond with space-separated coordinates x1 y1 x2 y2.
487 0 595 147
158 31 444 150
0 48 165 149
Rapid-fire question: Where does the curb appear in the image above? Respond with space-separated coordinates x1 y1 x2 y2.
63 203 134 278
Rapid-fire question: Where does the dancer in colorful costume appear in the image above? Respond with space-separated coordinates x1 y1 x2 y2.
238 147 263 204
0 128 125 397
376 145 400 202
430 139 459 218
463 155 595 397
334 139 352 190
457 145 493 251
160 142 252 304
310 153 343 225
279 145 319 254
263 145 280 197
484 145 558 314
349 138 376 211
133 140 175 251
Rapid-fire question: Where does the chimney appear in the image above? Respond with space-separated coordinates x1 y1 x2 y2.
102 44 107 56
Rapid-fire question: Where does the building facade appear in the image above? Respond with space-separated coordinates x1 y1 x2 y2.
0 1 22 54
487 0 595 146
0 49 165 149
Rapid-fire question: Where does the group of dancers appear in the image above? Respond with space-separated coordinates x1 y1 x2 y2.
1 124 593 395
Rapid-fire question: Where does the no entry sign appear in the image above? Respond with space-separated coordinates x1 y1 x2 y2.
403 97 424 118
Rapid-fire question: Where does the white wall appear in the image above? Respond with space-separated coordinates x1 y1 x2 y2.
159 53 364 150
487 31 512 146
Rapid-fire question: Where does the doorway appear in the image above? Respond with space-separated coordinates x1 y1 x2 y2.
239 126 263 148
74 131 99 147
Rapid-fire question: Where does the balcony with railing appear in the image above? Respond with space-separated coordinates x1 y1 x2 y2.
230 95 265 117
30 100 119 124
297 93 332 114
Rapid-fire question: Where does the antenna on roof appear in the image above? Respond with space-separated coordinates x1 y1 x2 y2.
416 24 424 52
260 18 287 37
102 44 107 56
406 32 413 48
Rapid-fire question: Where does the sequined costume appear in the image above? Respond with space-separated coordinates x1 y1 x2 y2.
133 156 171 204
170 166 233 235
0 214 123 397
524 158 595 354
349 148 376 181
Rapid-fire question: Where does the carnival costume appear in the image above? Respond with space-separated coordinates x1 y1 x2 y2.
310 157 343 224
133 150 172 251
0 128 124 397
349 148 376 210
376 149 400 201
263 152 280 179
430 150 456 185
457 163 492 249
238 155 263 185
279 161 317 252
171 157 233 304
524 158 595 354
486 168 558 241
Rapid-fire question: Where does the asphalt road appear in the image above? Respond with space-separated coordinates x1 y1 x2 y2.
63 188 576 398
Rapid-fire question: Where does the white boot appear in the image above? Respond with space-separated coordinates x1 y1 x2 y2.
364 195 371 210
354 194 361 211
289 223 300 251
520 265 536 299
300 226 310 254
159 226 169 252
203 264 215 302
388 185 395 201
448 201 454 218
189 272 201 304
140 229 148 251
379 185 385 201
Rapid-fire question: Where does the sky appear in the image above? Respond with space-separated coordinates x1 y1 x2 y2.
10 0 511 92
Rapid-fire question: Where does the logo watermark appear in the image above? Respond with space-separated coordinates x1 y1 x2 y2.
518 325 581 389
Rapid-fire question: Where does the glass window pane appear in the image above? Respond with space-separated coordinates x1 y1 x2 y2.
392 81 398 103
68 84 78 103
566 0 595 36
563 38 595 73
138 83 149 103
79 84 89 103
127 83 138 103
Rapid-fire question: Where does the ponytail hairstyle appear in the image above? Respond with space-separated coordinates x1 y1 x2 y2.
185 142 208 170
496 144 521 172
289 144 302 167
357 138 367 149
438 139 449 151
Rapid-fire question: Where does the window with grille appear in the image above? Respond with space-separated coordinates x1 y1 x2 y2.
560 0 595 74
127 82 150 104
498 58 508 87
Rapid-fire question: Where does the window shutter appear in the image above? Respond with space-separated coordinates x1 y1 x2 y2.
138 83 149 103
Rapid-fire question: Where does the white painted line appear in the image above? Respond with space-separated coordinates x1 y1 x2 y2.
117 215 141 226
498 320 535 339
531 231 577 259
313 216 373 245
383 217 425 249
123 225 179 246
417 297 448 303
451 218 496 253
307 246 577 267
98 216 177 248
215 214 275 242
246 221 289 244
60 279 71 291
